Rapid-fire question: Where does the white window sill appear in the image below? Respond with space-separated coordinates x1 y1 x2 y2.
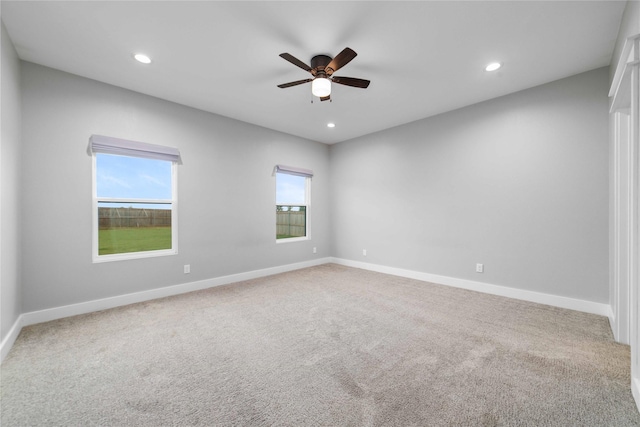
276 236 309 244
93 248 177 263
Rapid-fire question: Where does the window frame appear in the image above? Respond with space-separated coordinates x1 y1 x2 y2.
91 153 179 263
275 170 311 244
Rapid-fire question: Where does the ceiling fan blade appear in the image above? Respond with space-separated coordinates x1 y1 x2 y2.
277 79 313 89
325 47 357 74
279 53 312 73
331 76 370 89
320 95 331 102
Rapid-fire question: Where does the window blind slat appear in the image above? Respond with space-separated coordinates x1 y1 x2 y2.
275 164 313 177
88 134 182 164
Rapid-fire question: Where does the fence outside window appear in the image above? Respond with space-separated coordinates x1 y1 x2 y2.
98 207 171 229
276 206 306 238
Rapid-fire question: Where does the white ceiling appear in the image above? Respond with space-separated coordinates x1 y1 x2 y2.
1 1 627 144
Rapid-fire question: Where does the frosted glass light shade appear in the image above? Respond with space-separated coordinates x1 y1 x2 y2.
311 78 331 97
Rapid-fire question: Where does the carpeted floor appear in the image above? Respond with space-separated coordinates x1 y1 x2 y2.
2 264 639 426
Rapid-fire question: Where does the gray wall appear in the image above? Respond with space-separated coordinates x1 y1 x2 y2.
330 67 609 303
1 20 22 342
10 52 613 317
20 62 330 313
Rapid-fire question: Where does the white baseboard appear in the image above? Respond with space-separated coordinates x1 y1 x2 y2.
609 308 618 340
21 257 331 328
1 257 330 363
608 307 631 345
633 377 640 414
1 314 24 363
330 258 611 317
2 256 612 363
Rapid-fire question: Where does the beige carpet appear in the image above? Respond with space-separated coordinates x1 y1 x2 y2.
2 264 639 426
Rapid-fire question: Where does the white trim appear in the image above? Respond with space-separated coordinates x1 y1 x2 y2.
330 258 611 317
276 236 310 244
19 258 331 329
608 305 616 333
610 35 640 98
0 315 24 363
611 110 620 340
611 110 632 344
97 198 172 204
92 154 98 260
609 32 640 415
172 161 179 255
92 247 178 263
634 377 640 414
630 37 640 414
275 173 310 241
92 154 178 263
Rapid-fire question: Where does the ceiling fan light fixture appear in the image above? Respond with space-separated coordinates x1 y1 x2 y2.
311 77 331 98
278 48 369 99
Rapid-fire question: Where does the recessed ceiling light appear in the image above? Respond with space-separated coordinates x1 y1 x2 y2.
134 53 152 64
327 123 336 128
485 62 501 72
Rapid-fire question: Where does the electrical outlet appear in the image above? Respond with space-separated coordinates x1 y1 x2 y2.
476 263 484 273
363 249 367 256
184 264 191 274
313 247 317 254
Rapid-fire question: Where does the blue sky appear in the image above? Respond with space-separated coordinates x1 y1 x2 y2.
97 154 172 209
97 155 306 208
276 173 306 205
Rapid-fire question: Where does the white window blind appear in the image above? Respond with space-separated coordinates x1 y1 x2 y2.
275 164 313 178
88 134 182 164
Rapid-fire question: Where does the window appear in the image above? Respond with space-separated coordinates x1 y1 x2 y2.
89 135 181 262
275 165 312 242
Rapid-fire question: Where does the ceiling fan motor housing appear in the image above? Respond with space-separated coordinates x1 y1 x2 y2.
311 55 332 76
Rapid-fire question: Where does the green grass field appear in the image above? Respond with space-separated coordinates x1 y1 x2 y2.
277 234 299 239
99 227 171 255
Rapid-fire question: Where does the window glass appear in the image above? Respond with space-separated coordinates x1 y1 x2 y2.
97 155 172 199
276 173 306 204
94 153 176 260
276 172 309 241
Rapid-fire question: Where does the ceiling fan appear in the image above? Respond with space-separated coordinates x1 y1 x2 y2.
277 47 370 101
